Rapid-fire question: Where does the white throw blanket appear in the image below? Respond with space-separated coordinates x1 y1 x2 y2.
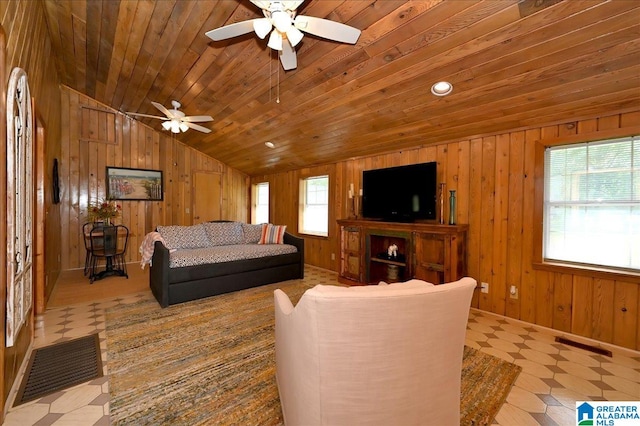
139 232 169 269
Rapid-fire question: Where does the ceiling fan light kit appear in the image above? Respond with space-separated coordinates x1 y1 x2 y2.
205 0 361 70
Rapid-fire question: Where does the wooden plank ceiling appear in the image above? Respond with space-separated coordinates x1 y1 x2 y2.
41 0 640 176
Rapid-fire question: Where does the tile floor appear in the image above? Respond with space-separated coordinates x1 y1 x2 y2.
3 266 639 425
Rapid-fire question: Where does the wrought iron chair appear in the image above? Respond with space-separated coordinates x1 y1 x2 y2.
82 221 104 276
88 224 129 283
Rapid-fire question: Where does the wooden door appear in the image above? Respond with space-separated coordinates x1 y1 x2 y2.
193 172 221 223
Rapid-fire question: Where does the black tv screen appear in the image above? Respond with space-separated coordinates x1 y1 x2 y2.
362 162 437 222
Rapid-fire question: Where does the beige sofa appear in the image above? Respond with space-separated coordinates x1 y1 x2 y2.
274 277 477 426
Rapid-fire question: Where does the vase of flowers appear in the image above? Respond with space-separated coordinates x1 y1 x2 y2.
87 197 121 225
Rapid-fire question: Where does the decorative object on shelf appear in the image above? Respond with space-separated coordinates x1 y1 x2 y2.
348 183 358 219
387 244 398 259
88 198 121 225
449 190 457 225
439 183 446 225
387 264 400 281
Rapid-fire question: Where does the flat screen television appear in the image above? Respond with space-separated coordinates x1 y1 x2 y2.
362 162 437 222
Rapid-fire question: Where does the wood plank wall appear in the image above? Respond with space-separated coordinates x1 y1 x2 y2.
252 110 640 351
1 0 63 415
59 86 249 271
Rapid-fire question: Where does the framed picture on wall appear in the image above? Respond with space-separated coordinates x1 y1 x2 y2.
106 167 163 201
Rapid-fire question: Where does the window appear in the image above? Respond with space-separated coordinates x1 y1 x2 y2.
300 175 329 237
543 136 639 271
253 182 269 224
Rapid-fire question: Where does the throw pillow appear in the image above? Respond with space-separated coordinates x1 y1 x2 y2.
203 221 244 246
156 224 211 250
242 223 263 244
259 223 286 244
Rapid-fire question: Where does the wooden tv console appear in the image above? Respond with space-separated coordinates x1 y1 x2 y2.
337 219 468 285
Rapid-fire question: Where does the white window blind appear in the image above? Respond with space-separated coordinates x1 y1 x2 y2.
543 136 639 271
300 176 329 237
254 182 269 224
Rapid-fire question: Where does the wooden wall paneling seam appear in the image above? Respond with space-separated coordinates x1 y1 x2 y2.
613 281 638 349
571 275 594 339
436 145 448 221
552 274 573 333
456 140 470 226
492 134 510 315
467 138 483 308
505 131 525 320
591 278 615 345
478 136 496 312
519 128 539 324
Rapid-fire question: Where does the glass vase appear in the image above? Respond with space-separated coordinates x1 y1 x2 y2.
449 190 456 225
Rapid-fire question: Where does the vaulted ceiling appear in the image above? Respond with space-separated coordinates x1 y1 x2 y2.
41 0 640 176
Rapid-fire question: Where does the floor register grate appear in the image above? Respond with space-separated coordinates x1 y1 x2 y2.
14 333 103 406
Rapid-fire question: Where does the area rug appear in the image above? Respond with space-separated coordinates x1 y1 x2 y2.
15 333 103 406
106 280 521 425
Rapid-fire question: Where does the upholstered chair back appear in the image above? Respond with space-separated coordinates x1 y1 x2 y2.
274 277 477 426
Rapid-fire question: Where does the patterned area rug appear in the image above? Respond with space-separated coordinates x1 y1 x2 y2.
106 280 521 425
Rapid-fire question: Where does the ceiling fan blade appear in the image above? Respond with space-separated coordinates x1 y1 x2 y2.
181 115 214 123
294 15 361 44
151 101 173 118
126 112 168 120
279 39 297 70
249 0 270 9
185 122 212 133
205 19 259 41
282 1 305 10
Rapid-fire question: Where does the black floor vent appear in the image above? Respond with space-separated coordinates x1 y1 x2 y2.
14 333 103 406
555 336 613 357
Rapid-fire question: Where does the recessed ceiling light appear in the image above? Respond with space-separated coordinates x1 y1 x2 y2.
431 81 453 96
265 141 275 148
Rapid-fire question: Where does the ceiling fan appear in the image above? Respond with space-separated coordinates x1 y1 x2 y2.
205 0 361 71
127 100 213 134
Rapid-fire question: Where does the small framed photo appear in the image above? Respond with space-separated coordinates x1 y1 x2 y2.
106 167 163 201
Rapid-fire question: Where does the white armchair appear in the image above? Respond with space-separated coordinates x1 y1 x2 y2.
274 277 476 426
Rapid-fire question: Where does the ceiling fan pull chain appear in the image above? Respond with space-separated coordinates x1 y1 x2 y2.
269 48 272 103
276 57 280 104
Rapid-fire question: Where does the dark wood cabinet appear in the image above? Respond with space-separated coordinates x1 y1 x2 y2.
338 219 467 285
339 226 363 283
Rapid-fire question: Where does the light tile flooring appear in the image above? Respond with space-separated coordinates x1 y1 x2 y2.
3 266 639 425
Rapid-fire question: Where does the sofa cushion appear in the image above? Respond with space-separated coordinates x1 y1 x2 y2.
203 221 244 246
157 224 210 249
242 223 264 244
168 244 298 269
259 223 287 244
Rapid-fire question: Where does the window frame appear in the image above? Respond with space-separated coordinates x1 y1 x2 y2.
533 129 640 283
299 174 330 238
